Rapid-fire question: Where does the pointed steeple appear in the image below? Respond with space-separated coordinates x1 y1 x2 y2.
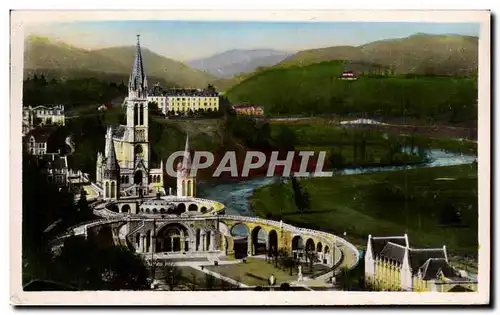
128 34 147 98
104 132 120 180
181 134 191 170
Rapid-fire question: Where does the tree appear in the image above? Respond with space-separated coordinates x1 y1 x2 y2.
51 237 149 290
305 250 316 273
77 188 90 216
149 258 161 284
204 273 216 290
280 283 291 291
187 272 198 291
282 256 296 276
162 261 183 291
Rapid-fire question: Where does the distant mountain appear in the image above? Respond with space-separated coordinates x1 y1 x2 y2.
24 35 217 88
277 34 478 76
187 49 292 78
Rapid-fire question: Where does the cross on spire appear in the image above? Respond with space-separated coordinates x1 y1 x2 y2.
128 34 147 98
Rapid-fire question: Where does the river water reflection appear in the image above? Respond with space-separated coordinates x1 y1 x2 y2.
197 148 476 218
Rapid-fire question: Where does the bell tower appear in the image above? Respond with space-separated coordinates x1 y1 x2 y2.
125 35 150 187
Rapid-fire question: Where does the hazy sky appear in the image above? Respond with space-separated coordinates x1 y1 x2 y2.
27 20 480 61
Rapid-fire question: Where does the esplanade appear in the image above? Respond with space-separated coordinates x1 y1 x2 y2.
52 35 360 281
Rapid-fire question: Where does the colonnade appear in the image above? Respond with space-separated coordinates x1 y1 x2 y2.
134 227 218 253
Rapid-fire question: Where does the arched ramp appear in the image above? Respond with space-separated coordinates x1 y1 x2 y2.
250 226 267 256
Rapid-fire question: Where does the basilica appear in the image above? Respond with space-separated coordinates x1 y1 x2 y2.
95 35 169 199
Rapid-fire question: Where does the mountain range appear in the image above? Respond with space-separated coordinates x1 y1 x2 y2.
24 33 478 92
276 33 478 75
186 49 292 78
24 35 216 88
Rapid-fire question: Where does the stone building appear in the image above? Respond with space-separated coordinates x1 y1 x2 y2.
96 35 164 197
24 127 52 155
37 153 69 188
232 105 264 116
23 105 65 126
364 234 477 292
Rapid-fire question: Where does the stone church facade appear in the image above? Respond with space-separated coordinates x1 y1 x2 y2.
96 35 164 198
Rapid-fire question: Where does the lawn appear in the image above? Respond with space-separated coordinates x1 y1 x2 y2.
155 266 235 290
205 258 329 286
251 164 478 260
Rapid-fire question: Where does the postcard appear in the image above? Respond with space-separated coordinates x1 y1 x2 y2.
10 9 490 306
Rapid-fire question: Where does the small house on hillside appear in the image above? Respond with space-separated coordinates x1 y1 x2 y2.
98 104 113 111
232 105 265 116
339 70 359 80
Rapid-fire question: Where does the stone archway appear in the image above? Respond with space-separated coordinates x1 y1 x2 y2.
268 230 278 257
231 223 249 259
316 242 323 253
251 226 267 256
324 246 331 265
305 238 315 251
316 241 323 263
292 235 304 260
156 223 191 253
175 203 186 215
134 170 143 185
188 203 198 211
121 204 131 213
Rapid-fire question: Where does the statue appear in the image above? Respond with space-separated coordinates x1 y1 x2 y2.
298 265 303 282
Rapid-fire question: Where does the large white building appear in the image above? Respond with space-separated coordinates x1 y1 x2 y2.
23 105 65 127
147 84 220 115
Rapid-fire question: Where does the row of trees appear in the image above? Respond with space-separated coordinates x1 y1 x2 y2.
265 246 319 276
23 152 151 290
23 75 127 108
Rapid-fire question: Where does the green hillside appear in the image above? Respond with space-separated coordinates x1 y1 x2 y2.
278 34 478 76
24 35 216 88
226 60 477 124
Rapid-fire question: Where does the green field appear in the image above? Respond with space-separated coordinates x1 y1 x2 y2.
251 164 478 260
226 61 477 124
205 258 328 286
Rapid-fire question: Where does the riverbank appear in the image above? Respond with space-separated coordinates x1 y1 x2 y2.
250 164 478 262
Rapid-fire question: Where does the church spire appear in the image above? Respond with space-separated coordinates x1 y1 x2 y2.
128 34 147 98
104 131 120 180
181 134 191 170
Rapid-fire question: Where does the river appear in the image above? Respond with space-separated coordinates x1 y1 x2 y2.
197 148 477 217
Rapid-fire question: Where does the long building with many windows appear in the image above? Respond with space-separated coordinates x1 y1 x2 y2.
147 84 220 115
364 234 477 292
23 105 65 126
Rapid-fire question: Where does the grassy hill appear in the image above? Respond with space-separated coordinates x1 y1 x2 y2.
215 33 478 92
24 35 216 88
278 33 478 76
225 60 477 125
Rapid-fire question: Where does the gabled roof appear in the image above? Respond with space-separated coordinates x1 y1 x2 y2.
409 248 447 274
38 153 68 170
111 125 127 140
379 241 406 263
26 127 53 142
370 235 408 258
420 258 461 280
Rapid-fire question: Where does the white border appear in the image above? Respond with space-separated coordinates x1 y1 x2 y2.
9 10 491 306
